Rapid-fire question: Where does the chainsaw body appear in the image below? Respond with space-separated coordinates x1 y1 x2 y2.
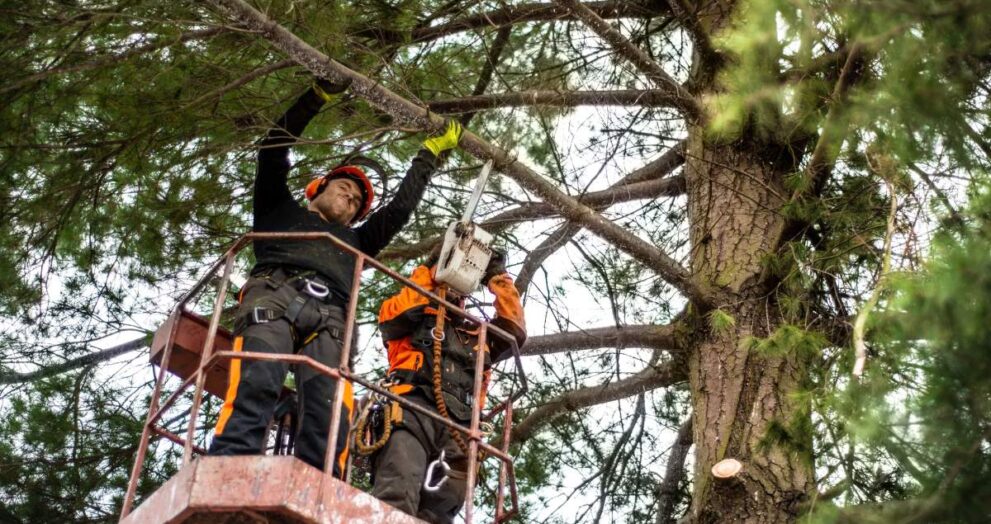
434 221 493 295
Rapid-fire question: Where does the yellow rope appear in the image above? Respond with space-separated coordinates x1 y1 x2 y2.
353 394 394 456
432 286 471 455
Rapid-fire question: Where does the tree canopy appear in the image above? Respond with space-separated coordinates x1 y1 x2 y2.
1 0 990 522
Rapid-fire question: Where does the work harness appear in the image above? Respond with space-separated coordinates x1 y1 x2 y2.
233 266 349 344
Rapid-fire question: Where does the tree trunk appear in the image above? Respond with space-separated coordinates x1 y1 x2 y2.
682 127 814 522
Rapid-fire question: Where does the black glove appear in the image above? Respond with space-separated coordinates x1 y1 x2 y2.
481 249 506 286
313 77 353 102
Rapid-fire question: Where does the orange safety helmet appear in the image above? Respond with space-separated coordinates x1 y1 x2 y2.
305 165 375 223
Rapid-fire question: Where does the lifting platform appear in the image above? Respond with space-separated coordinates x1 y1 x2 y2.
120 232 527 524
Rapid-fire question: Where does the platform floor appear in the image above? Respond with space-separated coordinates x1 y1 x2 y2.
121 456 422 524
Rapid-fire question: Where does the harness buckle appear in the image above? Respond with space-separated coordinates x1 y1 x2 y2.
423 449 451 492
252 307 271 325
304 280 330 299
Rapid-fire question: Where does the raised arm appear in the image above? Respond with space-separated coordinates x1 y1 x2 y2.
355 120 464 256
254 81 346 216
354 150 437 256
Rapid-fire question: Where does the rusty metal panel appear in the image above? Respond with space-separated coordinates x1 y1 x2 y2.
119 456 196 524
121 456 423 524
150 310 233 398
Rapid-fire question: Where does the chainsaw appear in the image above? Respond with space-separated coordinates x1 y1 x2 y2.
434 160 495 295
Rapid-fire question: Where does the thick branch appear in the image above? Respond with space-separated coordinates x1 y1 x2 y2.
554 0 701 120
353 0 670 45
429 89 683 113
511 359 685 443
656 416 693 524
522 323 680 356
208 0 718 308
0 336 148 385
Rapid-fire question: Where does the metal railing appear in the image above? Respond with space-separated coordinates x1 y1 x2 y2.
119 231 527 523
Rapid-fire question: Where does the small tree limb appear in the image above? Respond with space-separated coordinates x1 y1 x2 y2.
181 59 296 110
429 89 685 113
0 336 149 385
511 358 685 443
553 0 702 120
381 173 685 260
515 222 582 295
352 0 671 45
656 416 693 524
522 323 680 356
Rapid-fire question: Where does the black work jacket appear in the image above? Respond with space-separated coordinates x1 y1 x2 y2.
251 88 437 302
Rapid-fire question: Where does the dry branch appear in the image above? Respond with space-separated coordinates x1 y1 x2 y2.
515 222 582 294
656 416 693 524
522 323 680 356
0 337 148 385
511 358 685 443
429 89 684 113
352 0 670 45
553 0 701 120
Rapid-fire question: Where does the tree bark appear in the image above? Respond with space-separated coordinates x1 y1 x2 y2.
682 98 814 524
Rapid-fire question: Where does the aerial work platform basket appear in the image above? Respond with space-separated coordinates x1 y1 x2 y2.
120 232 527 524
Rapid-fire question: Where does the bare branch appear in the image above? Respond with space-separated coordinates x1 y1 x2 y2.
512 141 685 295
515 222 582 294
616 140 685 185
511 358 685 443
656 416 693 524
382 173 685 260
0 336 148 385
664 0 718 65
459 26 513 127
353 0 671 45
794 43 867 202
181 59 297 110
429 89 684 113
553 0 702 120
522 323 680 356
207 0 719 308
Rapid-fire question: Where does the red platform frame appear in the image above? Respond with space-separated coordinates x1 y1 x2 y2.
120 232 527 524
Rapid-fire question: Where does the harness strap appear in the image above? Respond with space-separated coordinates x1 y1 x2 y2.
234 301 343 341
285 295 308 323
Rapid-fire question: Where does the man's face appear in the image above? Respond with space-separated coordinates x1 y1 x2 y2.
309 177 362 225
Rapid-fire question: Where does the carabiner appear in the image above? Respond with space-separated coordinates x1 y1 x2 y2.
304 280 330 299
423 450 451 492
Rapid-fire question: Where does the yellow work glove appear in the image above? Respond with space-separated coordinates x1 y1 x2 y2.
422 120 464 158
313 77 352 103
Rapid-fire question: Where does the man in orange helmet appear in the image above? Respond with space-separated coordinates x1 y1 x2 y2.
367 250 526 523
208 78 464 478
